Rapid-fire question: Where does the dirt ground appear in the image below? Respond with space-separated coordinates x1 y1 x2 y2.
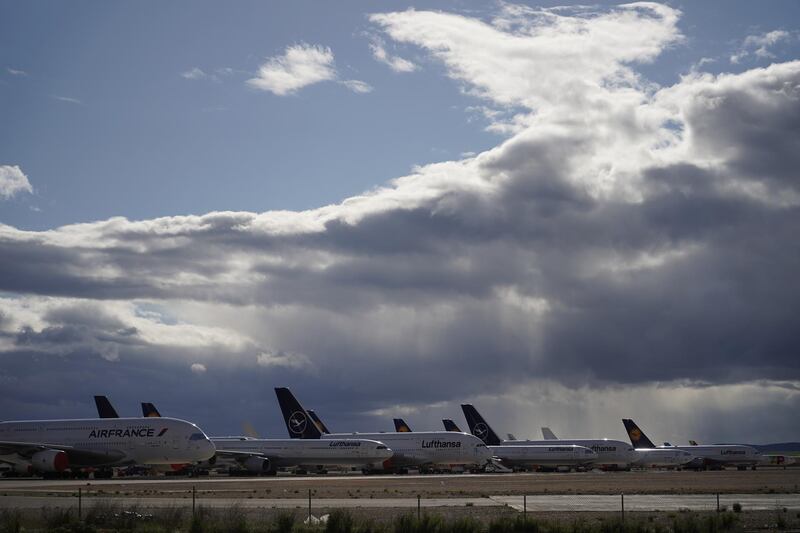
3 468 799 500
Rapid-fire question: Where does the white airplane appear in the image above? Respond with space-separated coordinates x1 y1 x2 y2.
545 423 694 468
276 388 492 473
211 436 393 474
451 408 597 470
0 416 215 477
118 396 393 475
622 419 761 469
462 405 635 469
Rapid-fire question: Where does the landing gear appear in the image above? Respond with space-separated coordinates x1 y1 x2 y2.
94 468 114 479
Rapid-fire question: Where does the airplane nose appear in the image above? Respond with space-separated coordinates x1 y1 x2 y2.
200 439 216 461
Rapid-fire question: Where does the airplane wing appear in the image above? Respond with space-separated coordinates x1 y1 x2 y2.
0 441 126 466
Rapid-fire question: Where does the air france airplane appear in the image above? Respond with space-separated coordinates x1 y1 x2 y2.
622 419 761 469
276 388 492 473
0 417 215 477
462 405 634 469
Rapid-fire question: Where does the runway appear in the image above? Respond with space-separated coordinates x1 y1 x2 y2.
1 494 798 512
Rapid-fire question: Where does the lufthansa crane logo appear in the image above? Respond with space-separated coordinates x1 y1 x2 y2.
473 422 489 441
630 428 642 441
288 411 308 434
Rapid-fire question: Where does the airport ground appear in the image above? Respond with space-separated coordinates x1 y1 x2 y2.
2 468 800 530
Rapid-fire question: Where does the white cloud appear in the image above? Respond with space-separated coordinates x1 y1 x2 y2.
731 30 791 63
52 95 82 105
247 43 338 96
6 68 27 76
0 165 33 199
369 39 417 73
181 67 209 80
339 79 373 93
256 350 313 370
190 363 207 374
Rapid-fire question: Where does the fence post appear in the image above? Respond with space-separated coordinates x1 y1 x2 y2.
78 487 82 520
308 489 312 523
523 494 527 517
716 493 720 512
621 493 625 523
192 485 196 516
417 494 421 520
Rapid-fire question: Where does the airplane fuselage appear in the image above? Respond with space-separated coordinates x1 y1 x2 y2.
0 418 215 472
212 437 393 468
322 432 491 468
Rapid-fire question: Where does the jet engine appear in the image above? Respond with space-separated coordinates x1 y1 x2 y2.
12 463 33 475
31 449 69 472
242 456 271 474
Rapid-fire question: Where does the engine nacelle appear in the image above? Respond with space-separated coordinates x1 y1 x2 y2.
12 463 33 475
31 449 69 472
242 456 271 474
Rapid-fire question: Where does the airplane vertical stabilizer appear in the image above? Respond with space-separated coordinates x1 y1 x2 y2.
460 404 502 445
622 418 657 448
94 396 119 418
274 387 322 439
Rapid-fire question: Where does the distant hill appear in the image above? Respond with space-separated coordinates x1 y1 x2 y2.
751 442 800 454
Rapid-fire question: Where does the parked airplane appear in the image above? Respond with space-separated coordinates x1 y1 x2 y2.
544 422 693 468
276 388 492 473
121 398 393 475
462 405 633 469
308 410 330 434
542 428 558 440
0 416 215 477
394 419 413 432
456 406 597 470
142 403 162 418
622 419 761 469
95 396 119 419
442 419 462 432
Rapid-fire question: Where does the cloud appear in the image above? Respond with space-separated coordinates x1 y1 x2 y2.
257 350 313 370
181 67 209 80
339 79 373 94
247 43 370 96
6 68 27 76
52 95 83 105
190 363 207 374
731 30 792 64
1 4 799 440
247 43 338 95
0 165 33 199
369 39 417 73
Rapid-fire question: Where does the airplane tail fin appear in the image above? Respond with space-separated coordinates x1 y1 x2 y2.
460 404 501 445
141 402 162 417
393 418 413 432
308 410 330 434
622 418 656 448
442 419 462 432
507 433 517 440
688 439 698 446
541 427 558 440
94 396 119 418
274 387 322 439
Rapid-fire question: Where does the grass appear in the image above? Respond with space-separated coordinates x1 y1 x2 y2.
0 507 749 533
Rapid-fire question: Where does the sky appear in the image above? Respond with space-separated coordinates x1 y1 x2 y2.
1 1 799 445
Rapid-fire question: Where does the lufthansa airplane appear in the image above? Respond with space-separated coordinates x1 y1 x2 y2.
276 388 492 473
102 397 394 475
622 419 761 469
0 414 215 477
544 422 694 468
456 406 598 470
462 405 634 469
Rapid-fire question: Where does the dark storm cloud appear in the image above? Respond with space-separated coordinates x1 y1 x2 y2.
1 7 798 440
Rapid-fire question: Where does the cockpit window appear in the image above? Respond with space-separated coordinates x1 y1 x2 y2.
376 445 387 450
189 433 206 441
